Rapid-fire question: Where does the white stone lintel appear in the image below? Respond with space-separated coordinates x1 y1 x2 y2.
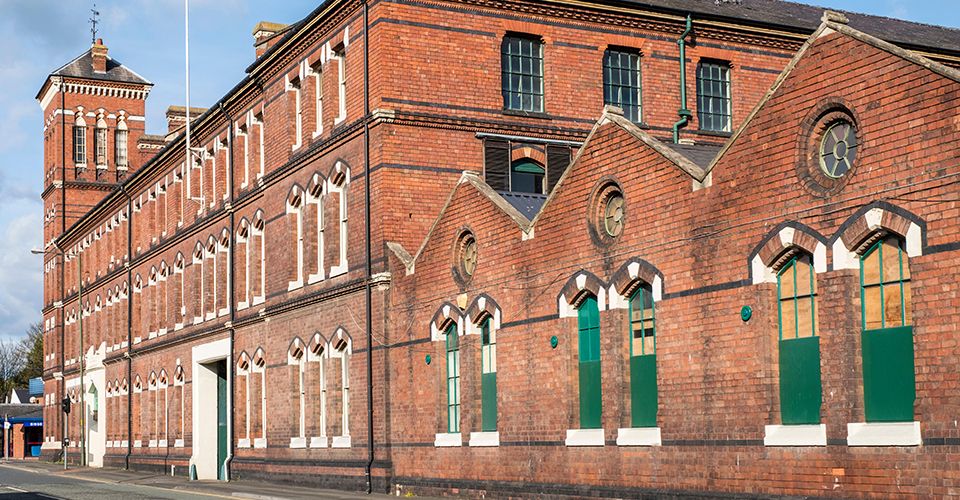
847 421 921 446
434 432 462 447
616 427 662 446
468 431 500 447
565 428 605 447
764 424 827 447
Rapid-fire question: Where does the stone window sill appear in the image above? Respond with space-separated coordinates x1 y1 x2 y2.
565 428 604 447
468 431 499 447
331 435 351 448
847 421 921 446
616 427 661 446
434 432 462 447
253 438 267 449
764 424 826 446
310 436 328 448
289 437 307 449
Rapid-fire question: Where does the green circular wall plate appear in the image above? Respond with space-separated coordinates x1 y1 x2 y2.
550 335 559 349
425 354 432 365
740 305 753 322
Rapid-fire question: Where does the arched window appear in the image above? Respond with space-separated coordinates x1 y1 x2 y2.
860 235 914 422
115 118 129 170
308 334 328 447
236 353 251 448
330 330 351 447
306 174 325 283
287 73 303 150
217 229 230 315
577 295 601 429
444 323 460 434
510 159 545 194
288 338 307 448
236 219 250 309
157 370 169 447
480 318 497 432
173 366 185 447
328 164 349 277
95 116 108 169
205 236 216 320
776 253 821 425
252 349 267 447
173 253 185 329
192 242 204 323
251 211 266 304
628 284 657 428
73 114 87 168
287 186 305 289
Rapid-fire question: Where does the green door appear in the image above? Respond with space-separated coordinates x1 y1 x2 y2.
577 296 602 429
777 255 822 424
216 360 227 480
628 286 657 428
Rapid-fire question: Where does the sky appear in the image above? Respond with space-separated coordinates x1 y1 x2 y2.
0 0 957 343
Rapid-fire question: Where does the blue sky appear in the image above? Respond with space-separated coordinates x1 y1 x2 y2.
0 0 957 343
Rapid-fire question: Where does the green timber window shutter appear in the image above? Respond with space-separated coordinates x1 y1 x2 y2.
445 324 461 433
546 144 570 193
577 295 602 429
628 285 657 427
480 318 497 432
484 139 510 191
776 254 822 425
860 236 915 422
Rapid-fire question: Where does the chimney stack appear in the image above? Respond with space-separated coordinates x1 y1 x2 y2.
91 38 108 73
252 21 289 59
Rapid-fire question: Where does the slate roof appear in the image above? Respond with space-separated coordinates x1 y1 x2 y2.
617 0 960 54
499 191 549 220
667 143 723 169
11 389 29 404
0 404 42 420
50 49 151 85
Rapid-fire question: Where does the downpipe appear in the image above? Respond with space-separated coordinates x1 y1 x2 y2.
672 14 694 144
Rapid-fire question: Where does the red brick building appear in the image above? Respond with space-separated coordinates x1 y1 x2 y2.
37 0 960 497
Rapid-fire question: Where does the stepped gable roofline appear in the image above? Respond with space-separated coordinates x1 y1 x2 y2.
704 12 960 176
387 171 532 275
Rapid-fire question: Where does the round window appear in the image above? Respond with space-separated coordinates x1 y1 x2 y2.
603 192 625 237
461 237 478 276
819 120 858 178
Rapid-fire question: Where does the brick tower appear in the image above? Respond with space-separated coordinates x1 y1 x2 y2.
36 38 152 247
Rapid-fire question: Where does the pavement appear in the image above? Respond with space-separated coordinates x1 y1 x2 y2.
0 460 404 500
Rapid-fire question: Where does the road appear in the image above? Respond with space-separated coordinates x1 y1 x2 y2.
0 463 208 499
0 462 387 500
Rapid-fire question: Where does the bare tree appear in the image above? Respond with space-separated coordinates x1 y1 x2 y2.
0 338 25 402
13 322 43 388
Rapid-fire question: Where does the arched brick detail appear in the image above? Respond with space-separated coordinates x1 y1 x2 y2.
557 270 606 318
430 302 464 340
832 202 925 270
749 222 828 283
610 258 662 298
308 332 328 361
465 294 500 326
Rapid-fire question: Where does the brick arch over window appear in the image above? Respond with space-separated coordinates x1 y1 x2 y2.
831 202 925 269
287 336 307 364
558 270 606 318
607 258 664 309
430 302 465 341
464 294 502 333
750 222 828 284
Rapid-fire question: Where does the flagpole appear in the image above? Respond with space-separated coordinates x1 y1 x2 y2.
185 0 191 177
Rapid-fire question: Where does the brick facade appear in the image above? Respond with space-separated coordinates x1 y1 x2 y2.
37 0 960 497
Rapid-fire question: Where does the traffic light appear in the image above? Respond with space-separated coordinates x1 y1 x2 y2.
61 397 71 414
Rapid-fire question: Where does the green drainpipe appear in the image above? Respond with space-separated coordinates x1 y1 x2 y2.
673 14 694 144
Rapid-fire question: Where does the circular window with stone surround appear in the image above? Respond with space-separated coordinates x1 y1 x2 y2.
797 102 862 197
588 180 626 246
452 230 478 285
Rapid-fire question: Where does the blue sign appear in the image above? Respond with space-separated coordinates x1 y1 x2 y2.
23 421 43 428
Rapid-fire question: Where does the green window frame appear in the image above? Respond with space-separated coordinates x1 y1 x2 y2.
860 236 915 422
480 318 497 432
501 35 544 113
445 323 461 433
577 295 602 429
603 49 642 123
696 61 732 132
628 284 657 427
510 159 545 194
776 254 822 425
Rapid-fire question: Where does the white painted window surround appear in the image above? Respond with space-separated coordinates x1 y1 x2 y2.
435 432 462 447
468 431 499 447
764 424 827 447
847 422 921 446
565 428 605 447
616 427 662 446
